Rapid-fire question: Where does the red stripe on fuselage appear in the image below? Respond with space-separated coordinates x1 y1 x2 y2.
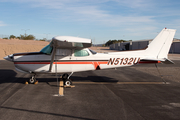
14 61 108 66
93 62 100 70
14 61 108 70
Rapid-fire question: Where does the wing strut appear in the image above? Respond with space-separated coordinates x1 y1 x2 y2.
49 46 56 72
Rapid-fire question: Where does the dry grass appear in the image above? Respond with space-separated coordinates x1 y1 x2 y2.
0 39 113 60
0 39 49 59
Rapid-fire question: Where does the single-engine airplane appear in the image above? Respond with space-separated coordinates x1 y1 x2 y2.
4 28 176 86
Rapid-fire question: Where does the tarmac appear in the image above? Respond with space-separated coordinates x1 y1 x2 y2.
0 57 180 120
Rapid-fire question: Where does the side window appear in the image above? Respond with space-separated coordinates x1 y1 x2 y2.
56 49 71 56
40 44 53 54
74 50 89 57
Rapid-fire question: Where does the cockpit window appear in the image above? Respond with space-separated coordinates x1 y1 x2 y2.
74 49 89 57
89 49 97 54
56 49 71 56
40 44 53 54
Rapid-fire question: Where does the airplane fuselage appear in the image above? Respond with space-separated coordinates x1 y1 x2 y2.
11 48 153 74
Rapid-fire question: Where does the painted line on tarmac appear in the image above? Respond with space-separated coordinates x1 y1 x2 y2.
116 82 169 84
59 80 64 96
73 82 169 85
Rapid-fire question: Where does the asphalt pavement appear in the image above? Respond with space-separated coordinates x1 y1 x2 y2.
0 60 180 120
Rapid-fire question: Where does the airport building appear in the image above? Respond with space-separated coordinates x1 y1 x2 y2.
109 39 180 54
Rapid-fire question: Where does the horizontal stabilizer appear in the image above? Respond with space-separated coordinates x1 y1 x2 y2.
140 58 174 64
161 58 174 64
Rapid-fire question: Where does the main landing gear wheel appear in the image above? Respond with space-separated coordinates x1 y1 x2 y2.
62 72 73 86
64 79 72 86
28 75 36 84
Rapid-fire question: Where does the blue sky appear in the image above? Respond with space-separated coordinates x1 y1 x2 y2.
0 0 180 44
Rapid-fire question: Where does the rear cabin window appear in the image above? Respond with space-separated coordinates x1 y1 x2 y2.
56 49 71 56
74 50 89 57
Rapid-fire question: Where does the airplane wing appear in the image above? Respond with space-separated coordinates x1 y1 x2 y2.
51 36 92 49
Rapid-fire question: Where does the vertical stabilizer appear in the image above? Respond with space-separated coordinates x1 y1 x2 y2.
146 28 176 59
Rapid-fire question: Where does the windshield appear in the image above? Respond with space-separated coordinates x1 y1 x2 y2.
40 44 53 54
88 49 97 54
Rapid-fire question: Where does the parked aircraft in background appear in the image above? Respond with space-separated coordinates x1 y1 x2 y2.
4 28 176 86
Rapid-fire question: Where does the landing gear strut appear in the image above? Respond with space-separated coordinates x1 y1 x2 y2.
62 73 68 80
28 75 37 84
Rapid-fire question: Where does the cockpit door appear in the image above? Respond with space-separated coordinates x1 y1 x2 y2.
55 49 72 60
53 49 73 73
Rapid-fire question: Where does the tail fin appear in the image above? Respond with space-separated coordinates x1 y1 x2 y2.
145 28 176 59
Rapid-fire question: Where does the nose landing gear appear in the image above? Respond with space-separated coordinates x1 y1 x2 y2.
26 75 38 84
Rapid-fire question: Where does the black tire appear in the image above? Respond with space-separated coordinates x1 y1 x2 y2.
64 79 72 86
28 77 36 84
62 73 68 80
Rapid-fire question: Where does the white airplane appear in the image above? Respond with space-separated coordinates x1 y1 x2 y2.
4 28 176 86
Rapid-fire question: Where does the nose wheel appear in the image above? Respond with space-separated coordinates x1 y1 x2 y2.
28 75 37 84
